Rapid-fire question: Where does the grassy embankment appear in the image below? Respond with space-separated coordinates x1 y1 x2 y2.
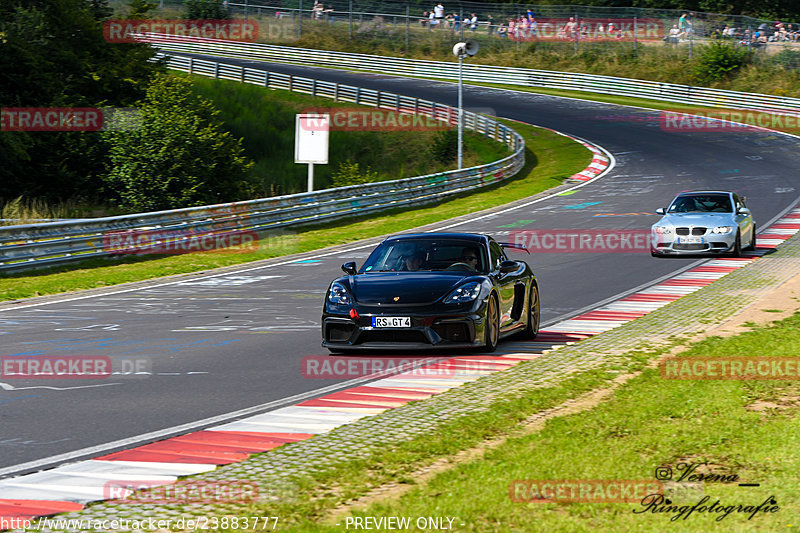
178 309 799 532
302 313 800 532
0 77 589 300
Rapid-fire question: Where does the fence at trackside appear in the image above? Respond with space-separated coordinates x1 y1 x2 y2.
0 54 524 273
146 34 800 114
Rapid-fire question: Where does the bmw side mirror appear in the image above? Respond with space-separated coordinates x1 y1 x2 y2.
655 207 665 215
342 262 357 275
499 260 519 274
738 207 750 215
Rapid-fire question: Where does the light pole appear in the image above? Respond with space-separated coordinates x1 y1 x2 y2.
452 39 478 170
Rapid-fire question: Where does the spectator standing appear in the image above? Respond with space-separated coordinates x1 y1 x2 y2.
429 11 438 30
487 14 495 35
434 2 444 22
469 13 478 32
420 11 429 28
453 12 460 33
678 13 688 40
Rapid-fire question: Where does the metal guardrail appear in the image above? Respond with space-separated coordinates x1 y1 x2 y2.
148 35 800 113
0 54 524 273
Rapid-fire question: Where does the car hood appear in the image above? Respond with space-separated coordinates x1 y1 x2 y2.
347 272 476 305
653 213 736 227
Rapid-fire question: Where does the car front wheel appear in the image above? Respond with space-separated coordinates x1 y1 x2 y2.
730 231 742 257
744 225 756 251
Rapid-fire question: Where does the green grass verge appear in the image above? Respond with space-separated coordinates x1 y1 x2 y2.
303 314 800 532
0 121 589 301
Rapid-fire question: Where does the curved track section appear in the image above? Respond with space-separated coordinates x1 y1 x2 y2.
1 57 799 481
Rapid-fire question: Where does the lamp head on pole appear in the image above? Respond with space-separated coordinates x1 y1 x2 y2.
452 39 479 57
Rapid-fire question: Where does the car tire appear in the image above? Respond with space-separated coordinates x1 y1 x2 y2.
522 283 540 339
650 250 662 258
484 294 499 352
744 225 756 251
730 231 742 257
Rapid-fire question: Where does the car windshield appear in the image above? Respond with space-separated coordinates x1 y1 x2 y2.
668 194 733 213
361 239 487 273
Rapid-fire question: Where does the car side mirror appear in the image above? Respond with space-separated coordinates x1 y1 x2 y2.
499 260 520 274
342 261 357 275
738 207 750 215
655 207 665 215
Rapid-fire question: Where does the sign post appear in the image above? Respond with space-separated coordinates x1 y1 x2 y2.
295 114 329 192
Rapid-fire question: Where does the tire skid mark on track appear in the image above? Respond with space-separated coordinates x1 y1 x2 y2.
1 207 797 527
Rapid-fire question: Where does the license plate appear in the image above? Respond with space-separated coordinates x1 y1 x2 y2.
678 236 703 244
372 316 411 328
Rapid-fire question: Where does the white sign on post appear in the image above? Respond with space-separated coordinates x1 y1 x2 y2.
295 114 329 192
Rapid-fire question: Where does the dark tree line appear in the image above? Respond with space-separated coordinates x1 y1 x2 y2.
0 0 252 211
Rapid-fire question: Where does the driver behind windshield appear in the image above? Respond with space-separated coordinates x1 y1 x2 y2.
456 247 480 271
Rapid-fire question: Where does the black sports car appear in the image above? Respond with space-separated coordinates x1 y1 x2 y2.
321 233 539 352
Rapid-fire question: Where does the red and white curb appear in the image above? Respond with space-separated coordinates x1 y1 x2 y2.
2 211 797 529
567 141 611 182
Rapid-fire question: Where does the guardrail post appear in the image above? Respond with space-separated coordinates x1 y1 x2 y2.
189 58 194 74
241 67 246 83
264 71 269 87
355 87 360 104
214 62 219 79
312 79 316 97
396 94 400 112
414 98 419 115
289 75 293 92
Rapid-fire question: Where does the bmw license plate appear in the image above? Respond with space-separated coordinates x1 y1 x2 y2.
678 236 703 244
372 316 411 328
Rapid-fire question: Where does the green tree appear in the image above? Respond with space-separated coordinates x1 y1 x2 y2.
103 74 254 212
0 0 163 202
184 0 230 19
128 0 157 19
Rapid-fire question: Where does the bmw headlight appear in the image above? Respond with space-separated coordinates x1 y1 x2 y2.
328 282 352 305
444 281 482 304
712 226 733 234
653 226 673 235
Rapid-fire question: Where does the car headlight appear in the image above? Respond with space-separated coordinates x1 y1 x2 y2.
712 226 733 234
443 281 482 304
327 282 352 305
653 226 673 235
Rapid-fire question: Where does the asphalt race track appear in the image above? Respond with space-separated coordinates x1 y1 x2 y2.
2 55 799 476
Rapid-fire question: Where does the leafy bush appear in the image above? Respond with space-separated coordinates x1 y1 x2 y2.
430 129 458 164
331 160 380 187
692 42 750 84
769 49 800 70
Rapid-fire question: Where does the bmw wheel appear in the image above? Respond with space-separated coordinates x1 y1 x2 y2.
730 231 742 257
744 225 756 251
